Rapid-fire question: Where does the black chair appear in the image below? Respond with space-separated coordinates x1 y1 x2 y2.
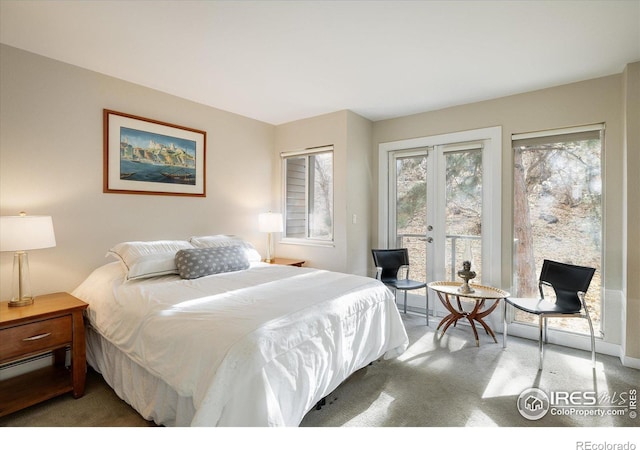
503 259 596 370
371 248 428 325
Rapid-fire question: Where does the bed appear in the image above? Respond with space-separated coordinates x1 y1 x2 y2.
71 236 408 426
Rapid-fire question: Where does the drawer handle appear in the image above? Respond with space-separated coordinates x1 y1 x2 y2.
22 332 52 341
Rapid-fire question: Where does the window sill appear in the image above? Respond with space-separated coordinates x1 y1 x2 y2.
280 238 335 248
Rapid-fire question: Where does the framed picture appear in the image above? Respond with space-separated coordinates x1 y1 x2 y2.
103 109 207 197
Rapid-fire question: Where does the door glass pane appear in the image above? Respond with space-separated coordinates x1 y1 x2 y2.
513 132 602 334
395 155 427 293
445 150 483 283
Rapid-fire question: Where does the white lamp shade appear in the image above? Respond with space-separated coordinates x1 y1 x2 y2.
0 215 57 252
258 212 283 233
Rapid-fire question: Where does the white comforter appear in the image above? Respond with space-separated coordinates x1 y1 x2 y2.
73 262 408 426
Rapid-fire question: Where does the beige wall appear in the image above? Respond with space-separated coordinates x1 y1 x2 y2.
345 111 373 276
372 71 638 361
0 45 274 299
273 110 373 275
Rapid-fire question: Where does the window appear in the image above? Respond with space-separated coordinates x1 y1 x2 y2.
282 145 333 242
512 124 603 334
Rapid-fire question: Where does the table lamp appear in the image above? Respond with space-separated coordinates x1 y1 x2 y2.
258 212 283 263
0 212 56 306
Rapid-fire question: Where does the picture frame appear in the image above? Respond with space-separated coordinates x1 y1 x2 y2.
103 109 206 197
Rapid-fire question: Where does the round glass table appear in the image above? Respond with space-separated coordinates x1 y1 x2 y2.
427 281 510 346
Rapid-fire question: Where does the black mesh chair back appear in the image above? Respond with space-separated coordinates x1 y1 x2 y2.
371 248 428 325
539 259 595 312
371 249 409 284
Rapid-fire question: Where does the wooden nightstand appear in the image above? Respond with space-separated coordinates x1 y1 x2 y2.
0 292 88 417
267 257 305 267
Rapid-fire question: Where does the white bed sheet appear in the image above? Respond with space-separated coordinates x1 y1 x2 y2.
73 261 408 426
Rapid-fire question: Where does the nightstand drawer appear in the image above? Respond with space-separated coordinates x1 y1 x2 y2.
0 316 72 363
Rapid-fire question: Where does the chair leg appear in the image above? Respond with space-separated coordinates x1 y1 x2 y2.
543 317 548 343
425 291 429 326
502 301 508 348
403 290 407 314
585 312 596 368
538 315 544 370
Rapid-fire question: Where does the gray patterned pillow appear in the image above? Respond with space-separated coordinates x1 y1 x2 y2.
175 246 250 279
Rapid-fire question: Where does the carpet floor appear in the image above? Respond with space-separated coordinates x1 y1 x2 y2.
1 313 638 429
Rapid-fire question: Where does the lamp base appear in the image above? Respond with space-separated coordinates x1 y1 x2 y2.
9 297 34 307
11 251 34 306
264 232 275 264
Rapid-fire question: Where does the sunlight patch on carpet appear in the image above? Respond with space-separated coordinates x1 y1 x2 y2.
464 408 498 426
481 357 534 398
397 331 467 364
342 391 395 426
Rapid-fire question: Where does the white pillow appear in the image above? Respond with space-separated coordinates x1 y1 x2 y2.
189 235 262 262
107 240 194 280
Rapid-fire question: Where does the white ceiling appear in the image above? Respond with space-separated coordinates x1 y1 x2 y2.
1 1 639 125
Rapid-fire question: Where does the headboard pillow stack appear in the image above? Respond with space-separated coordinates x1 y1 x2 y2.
107 235 261 281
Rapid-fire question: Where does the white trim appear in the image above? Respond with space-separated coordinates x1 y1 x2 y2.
620 355 640 370
280 144 333 158
279 238 335 248
438 141 484 152
512 123 604 141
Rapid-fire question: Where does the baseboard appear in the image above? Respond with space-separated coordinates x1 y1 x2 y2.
0 350 70 381
620 354 640 369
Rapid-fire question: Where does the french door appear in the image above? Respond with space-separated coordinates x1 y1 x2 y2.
388 148 431 303
379 127 502 319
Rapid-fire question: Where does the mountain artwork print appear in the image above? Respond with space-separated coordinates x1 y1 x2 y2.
119 127 197 186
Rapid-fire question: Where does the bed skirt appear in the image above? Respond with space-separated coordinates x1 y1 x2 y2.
86 325 196 426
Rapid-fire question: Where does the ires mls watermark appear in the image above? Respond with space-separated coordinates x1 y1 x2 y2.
517 387 637 420
576 443 636 450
